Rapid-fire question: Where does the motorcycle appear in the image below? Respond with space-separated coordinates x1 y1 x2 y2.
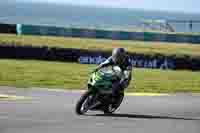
75 66 124 115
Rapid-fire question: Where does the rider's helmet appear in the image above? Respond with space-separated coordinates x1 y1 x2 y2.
111 48 127 66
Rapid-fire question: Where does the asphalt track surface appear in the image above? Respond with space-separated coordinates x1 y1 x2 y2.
0 87 200 133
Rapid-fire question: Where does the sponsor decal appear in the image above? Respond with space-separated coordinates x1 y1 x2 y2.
79 56 175 70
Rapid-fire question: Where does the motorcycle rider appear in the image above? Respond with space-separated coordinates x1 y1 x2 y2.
94 48 132 100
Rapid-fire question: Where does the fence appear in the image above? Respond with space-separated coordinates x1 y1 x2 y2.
16 24 200 44
0 23 16 34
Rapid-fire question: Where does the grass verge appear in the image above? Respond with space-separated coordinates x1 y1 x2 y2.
0 59 199 93
0 34 200 58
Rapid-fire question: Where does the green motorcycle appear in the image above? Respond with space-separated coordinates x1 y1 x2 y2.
75 66 124 115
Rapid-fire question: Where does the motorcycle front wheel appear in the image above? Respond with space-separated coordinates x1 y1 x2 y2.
75 90 92 115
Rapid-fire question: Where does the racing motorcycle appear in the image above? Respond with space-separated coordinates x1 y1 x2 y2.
75 66 124 115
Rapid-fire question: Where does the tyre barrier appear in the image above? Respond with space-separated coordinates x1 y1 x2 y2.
0 44 200 71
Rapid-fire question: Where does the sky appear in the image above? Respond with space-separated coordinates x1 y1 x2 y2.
15 0 200 13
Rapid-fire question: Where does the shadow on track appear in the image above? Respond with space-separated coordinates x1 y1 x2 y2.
86 113 199 121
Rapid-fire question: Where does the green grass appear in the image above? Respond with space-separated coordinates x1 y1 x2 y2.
0 59 199 93
1 34 200 57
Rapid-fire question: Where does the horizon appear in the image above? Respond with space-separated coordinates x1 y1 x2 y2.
11 0 200 14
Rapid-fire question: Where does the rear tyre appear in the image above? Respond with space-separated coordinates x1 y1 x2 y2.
75 90 91 115
103 104 115 114
103 93 124 114
113 93 124 109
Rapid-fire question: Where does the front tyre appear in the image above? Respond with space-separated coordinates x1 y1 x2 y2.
75 90 91 115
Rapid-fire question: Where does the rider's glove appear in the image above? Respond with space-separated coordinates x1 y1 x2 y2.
92 68 98 73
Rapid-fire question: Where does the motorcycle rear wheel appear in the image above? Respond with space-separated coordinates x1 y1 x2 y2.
103 93 124 114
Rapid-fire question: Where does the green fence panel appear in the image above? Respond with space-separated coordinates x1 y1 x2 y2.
16 24 200 44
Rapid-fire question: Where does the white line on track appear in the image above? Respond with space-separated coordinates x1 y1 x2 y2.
0 115 63 124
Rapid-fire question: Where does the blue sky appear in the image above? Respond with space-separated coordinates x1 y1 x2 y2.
17 0 199 13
